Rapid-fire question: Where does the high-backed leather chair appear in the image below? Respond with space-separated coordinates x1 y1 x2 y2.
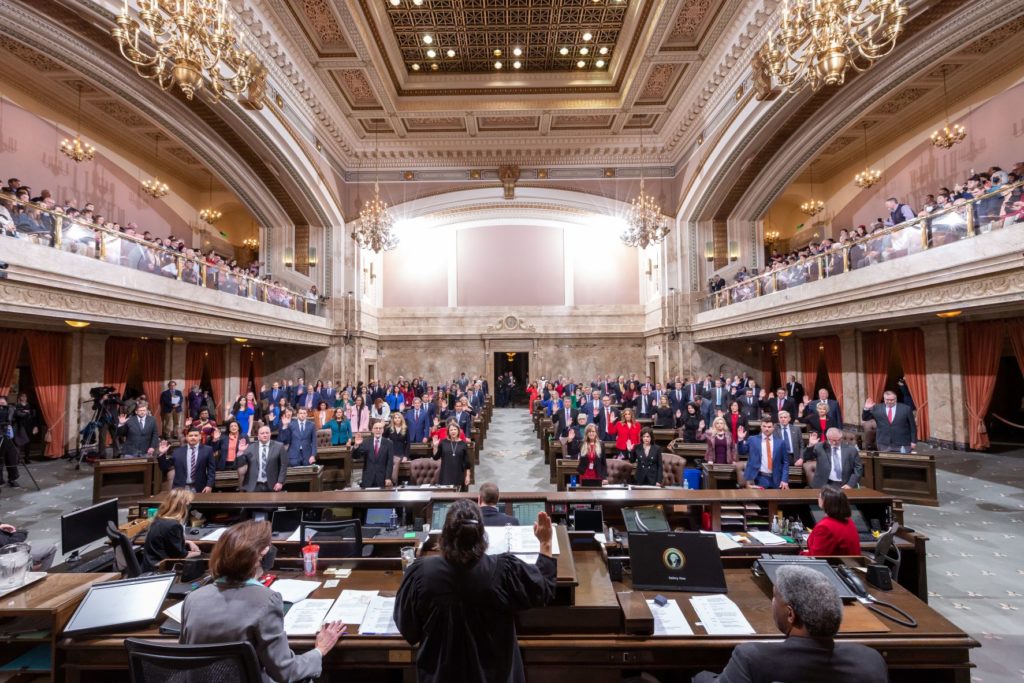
660 453 687 486
316 428 332 449
406 458 440 486
605 458 634 485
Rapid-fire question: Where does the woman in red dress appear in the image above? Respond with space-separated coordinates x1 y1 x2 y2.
803 486 862 556
526 382 540 415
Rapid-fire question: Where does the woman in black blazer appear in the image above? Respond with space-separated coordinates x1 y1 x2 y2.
432 422 471 489
630 429 663 486
802 401 841 439
141 488 200 572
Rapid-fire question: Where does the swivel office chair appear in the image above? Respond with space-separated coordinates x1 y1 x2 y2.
871 522 901 581
125 639 261 683
106 520 143 578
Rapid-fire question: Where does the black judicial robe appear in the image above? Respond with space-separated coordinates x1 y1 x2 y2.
394 552 556 683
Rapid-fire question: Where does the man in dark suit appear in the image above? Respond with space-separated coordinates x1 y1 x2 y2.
277 407 318 466
236 425 288 492
117 402 160 457
693 564 887 683
669 381 688 412
596 395 618 441
862 391 917 452
759 387 796 425
785 375 805 407
261 381 285 407
157 425 216 492
451 401 473 437
158 381 184 440
405 397 431 444
737 422 790 489
634 386 655 419
478 482 519 526
706 379 729 412
354 421 394 488
738 388 761 421
808 428 864 488
775 410 805 466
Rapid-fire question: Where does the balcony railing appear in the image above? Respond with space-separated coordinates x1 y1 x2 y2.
700 181 1024 312
0 193 324 316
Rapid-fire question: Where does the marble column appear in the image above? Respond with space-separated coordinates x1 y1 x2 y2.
922 321 967 448
65 331 107 454
837 329 860 427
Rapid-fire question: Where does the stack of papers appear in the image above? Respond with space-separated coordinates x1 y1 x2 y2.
325 590 378 625
646 599 694 636
282 599 335 636
484 526 560 556
690 595 755 635
201 527 228 541
748 530 788 546
270 579 321 603
700 531 743 552
359 595 400 635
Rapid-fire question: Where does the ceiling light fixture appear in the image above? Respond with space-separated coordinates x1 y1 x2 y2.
576 60 586 68
493 48 502 57
141 134 169 199
559 47 569 56
389 0 400 5
413 0 423 4
111 0 267 106
494 61 503 69
599 46 609 55
853 122 882 189
595 59 605 68
936 310 962 319
800 162 824 216
199 172 221 224
446 49 456 58
430 63 439 71
427 49 436 58
622 115 670 249
513 61 522 69
422 34 433 44
242 237 258 250
582 32 593 41
352 128 398 253
512 47 522 57
580 47 589 55
60 84 96 163
411 63 421 71
931 66 967 149
64 320 91 328
753 0 906 94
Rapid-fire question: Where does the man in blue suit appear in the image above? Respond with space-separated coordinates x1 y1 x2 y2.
737 421 790 489
261 381 285 407
157 425 216 492
405 397 431 444
277 407 318 466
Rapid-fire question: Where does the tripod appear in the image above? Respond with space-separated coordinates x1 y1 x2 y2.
71 400 106 470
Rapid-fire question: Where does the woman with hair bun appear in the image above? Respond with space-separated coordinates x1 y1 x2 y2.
394 499 556 682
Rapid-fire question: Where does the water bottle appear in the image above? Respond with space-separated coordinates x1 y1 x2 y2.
900 445 907 454
683 476 690 490
569 475 577 490
389 509 398 530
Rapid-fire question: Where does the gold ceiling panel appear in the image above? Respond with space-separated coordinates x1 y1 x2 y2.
383 0 629 74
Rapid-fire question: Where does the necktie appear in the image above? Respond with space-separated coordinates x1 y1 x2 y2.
139 416 145 429
415 409 419 422
765 438 773 471
189 447 197 483
778 399 783 411
783 429 791 452
887 406 894 423
374 438 380 456
831 447 842 481
642 397 646 413
605 409 610 426
259 445 267 482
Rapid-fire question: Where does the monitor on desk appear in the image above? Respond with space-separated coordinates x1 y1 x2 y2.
573 507 604 533
809 503 873 540
431 503 451 531
64 574 176 636
364 508 394 527
511 501 546 526
628 531 727 593
622 506 671 534
61 498 119 558
271 509 301 536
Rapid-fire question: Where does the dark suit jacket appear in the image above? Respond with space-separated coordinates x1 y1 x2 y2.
277 420 318 466
706 387 729 410
159 389 184 414
693 635 888 683
160 444 216 491
738 435 790 488
481 505 519 526
451 410 473 437
117 415 160 456
355 437 394 488
806 398 843 426
786 380 805 406
761 396 796 424
595 407 619 441
809 443 864 488
405 408 431 444
237 440 288 492
863 403 917 451
776 423 803 465
633 394 656 419
737 395 761 420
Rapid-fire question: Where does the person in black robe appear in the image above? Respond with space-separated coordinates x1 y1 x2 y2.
431 422 471 489
394 499 556 683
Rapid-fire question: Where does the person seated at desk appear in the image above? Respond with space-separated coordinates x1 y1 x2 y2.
141 488 200 572
630 428 663 486
181 521 345 683
432 422 472 489
692 564 886 683
354 420 394 488
478 482 519 525
803 486 861 557
0 521 56 570
394 500 556 683
576 424 608 485
737 422 790 490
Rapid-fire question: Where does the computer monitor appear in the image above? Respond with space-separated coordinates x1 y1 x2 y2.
628 532 727 593
364 508 394 527
299 519 363 558
431 503 451 531
809 504 872 539
62 498 119 559
511 501 546 526
573 508 604 533
64 574 176 636
622 505 671 533
271 509 301 535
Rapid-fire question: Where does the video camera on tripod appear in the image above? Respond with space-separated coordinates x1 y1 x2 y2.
88 386 121 411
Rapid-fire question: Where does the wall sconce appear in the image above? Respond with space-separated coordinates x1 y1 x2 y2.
728 241 739 262
308 247 318 267
283 247 294 267
704 241 715 262
64 320 90 328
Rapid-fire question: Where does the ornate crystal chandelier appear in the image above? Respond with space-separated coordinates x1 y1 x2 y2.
801 163 825 216
242 237 259 250
753 0 907 94
199 174 221 224
853 123 882 189
930 67 966 150
621 126 669 249
60 85 96 163
141 135 170 199
352 131 398 253
111 0 267 107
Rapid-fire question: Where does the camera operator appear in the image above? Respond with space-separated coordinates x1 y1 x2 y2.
94 388 123 459
12 393 39 463
0 398 19 487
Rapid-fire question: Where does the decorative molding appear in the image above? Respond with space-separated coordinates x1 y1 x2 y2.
486 316 537 333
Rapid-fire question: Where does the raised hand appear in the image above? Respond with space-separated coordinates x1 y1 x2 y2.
864 398 876 410
759 389 767 400
354 433 363 446
567 429 575 441
675 409 681 418
625 439 633 451
118 413 128 426
736 425 747 440
533 511 553 546
281 414 292 429
212 427 222 441
260 384 267 393
698 420 705 430
808 432 819 446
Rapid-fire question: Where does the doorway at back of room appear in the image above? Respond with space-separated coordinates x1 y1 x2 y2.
494 352 529 407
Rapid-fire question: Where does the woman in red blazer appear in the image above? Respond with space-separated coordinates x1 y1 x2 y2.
803 485 861 556
607 407 641 460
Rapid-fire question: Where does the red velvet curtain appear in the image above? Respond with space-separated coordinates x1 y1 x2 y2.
821 336 844 416
0 330 24 397
186 343 226 420
240 348 264 396
206 346 225 419
140 340 165 433
103 337 135 397
24 331 67 458
1008 319 1024 377
801 338 821 401
185 344 204 399
761 342 786 391
895 328 930 441
862 332 890 404
961 321 1004 450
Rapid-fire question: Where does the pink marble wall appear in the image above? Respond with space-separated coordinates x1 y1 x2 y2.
382 228 448 307
833 81 1024 229
573 229 639 305
0 98 191 238
457 225 565 307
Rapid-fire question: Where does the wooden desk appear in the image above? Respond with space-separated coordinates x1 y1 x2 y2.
317 446 353 489
702 462 806 489
92 458 156 504
212 466 324 492
866 451 938 506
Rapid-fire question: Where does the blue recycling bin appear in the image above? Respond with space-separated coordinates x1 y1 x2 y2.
683 468 702 490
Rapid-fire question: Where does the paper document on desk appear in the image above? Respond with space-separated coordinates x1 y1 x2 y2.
286 527 303 542
325 590 378 626
646 599 694 636
748 530 787 545
282 599 334 636
271 579 321 603
359 595 400 635
690 595 756 635
201 527 228 541
162 601 183 624
485 525 560 556
700 531 743 552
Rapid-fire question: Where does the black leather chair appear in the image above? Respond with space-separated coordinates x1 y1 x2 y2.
125 639 262 683
106 520 143 578
871 522 901 580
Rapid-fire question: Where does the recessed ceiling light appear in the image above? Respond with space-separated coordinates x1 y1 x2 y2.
422 34 433 44
599 46 608 55
559 47 569 56
494 60 503 69
427 49 436 58
577 60 586 68
431 63 439 71
579 47 589 55
446 49 456 58
513 60 522 69
493 48 502 57
411 63 420 70
512 47 522 57
389 0 400 5
595 59 605 68
412 0 423 4
582 32 593 42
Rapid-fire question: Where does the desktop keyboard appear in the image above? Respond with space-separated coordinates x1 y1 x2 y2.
68 550 115 573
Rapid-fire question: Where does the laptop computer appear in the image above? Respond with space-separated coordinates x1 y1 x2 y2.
622 506 671 533
628 531 728 593
271 509 301 540
580 478 603 488
808 504 875 542
573 508 604 533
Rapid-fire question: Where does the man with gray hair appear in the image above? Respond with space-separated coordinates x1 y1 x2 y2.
807 427 864 489
694 564 887 682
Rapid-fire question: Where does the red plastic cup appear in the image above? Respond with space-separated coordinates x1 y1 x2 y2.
302 543 320 576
